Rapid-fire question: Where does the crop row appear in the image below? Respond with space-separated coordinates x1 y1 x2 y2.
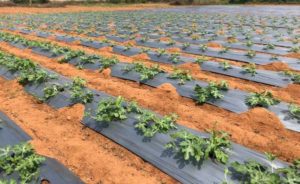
0 48 299 183
0 31 299 133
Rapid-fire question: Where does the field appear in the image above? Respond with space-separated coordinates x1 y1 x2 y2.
0 5 299 184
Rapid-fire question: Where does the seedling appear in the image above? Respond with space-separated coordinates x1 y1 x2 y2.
243 63 257 76
59 50 85 63
0 143 45 183
169 53 181 63
263 43 275 50
168 68 193 85
219 47 229 54
182 42 191 50
199 44 208 52
195 57 207 64
245 50 256 59
18 69 56 85
156 49 166 57
194 81 229 104
288 104 300 119
230 158 300 183
99 57 119 72
165 129 231 164
93 96 127 122
219 61 232 71
289 46 299 53
283 70 300 84
123 62 163 81
246 40 253 47
246 91 280 108
135 111 177 137
69 77 93 104
43 83 64 100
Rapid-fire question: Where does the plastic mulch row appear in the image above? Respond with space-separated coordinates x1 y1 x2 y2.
0 111 84 184
110 62 250 114
82 94 288 184
2 39 299 131
200 61 292 87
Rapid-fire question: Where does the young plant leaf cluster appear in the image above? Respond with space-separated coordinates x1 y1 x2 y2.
194 81 229 104
69 77 93 104
230 158 300 184
288 104 300 120
123 62 163 81
0 143 45 183
135 111 178 137
165 129 231 164
168 68 193 85
246 91 280 108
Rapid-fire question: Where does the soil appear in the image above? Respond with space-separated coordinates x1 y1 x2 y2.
5 30 300 104
0 41 299 167
0 8 300 183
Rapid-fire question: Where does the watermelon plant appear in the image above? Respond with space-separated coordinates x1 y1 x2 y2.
199 44 208 52
76 54 100 69
93 96 128 122
43 83 64 101
195 57 207 64
59 50 85 63
69 77 93 104
283 70 300 84
194 81 229 104
165 129 231 164
219 61 232 71
263 43 275 50
243 63 257 76
230 158 300 183
219 47 229 54
156 49 166 57
169 53 181 63
245 50 256 59
0 143 45 183
288 104 300 119
246 91 280 108
18 68 56 85
123 62 163 81
168 68 193 85
182 42 191 50
98 57 119 72
135 111 178 137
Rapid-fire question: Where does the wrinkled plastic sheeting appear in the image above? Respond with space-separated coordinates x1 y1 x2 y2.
0 111 31 147
23 68 91 109
106 35 130 42
82 95 287 184
182 45 276 65
36 31 50 38
55 35 78 43
31 47 63 58
200 61 292 87
0 66 19 80
113 45 141 56
68 57 103 70
268 102 300 132
9 42 28 50
110 63 250 113
80 40 109 49
146 51 189 65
